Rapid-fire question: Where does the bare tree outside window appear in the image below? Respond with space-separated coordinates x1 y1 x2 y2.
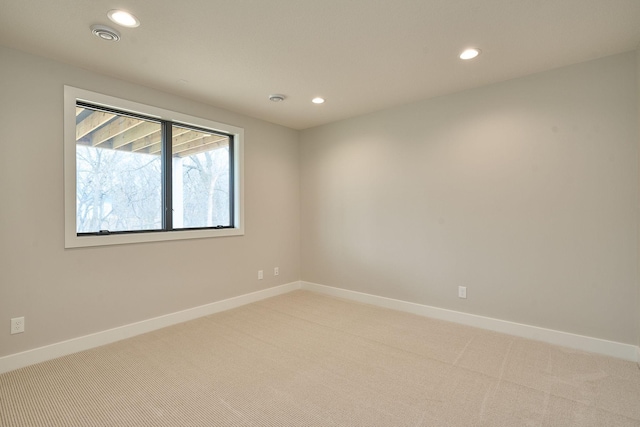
75 104 231 235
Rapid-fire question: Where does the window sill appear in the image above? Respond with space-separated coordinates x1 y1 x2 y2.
65 226 244 248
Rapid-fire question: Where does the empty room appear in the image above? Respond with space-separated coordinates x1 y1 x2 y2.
1 1 640 425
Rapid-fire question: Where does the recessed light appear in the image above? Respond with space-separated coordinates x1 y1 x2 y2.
460 48 481 60
108 10 140 28
90 24 121 41
269 94 286 102
312 97 325 104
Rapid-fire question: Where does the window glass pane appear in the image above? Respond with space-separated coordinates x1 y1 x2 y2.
75 106 162 233
172 125 231 229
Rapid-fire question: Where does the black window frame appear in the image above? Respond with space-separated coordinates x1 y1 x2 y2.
75 101 235 237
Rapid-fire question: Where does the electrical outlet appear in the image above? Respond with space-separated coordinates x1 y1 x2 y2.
11 317 25 334
258 270 263 280
458 286 467 299
274 267 279 276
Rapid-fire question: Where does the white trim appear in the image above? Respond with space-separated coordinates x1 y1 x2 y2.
3 280 636 374
64 85 245 248
0 282 301 374
301 281 639 363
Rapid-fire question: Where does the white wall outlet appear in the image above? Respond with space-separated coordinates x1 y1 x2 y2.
458 286 467 299
11 317 25 334
274 267 279 276
258 270 263 280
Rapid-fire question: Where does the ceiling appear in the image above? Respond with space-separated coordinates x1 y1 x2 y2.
2 0 640 130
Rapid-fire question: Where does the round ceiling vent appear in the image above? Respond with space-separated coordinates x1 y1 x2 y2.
269 94 285 102
91 25 121 42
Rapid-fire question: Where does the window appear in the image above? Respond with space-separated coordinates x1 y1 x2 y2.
65 86 244 248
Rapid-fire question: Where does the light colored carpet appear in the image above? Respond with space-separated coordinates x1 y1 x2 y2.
1 290 639 426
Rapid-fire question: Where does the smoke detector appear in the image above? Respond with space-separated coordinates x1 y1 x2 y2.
269 94 286 102
91 25 121 42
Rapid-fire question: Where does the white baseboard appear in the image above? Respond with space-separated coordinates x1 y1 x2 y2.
3 280 637 374
0 281 302 374
301 281 640 363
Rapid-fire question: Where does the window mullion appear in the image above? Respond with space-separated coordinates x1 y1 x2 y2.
162 121 173 231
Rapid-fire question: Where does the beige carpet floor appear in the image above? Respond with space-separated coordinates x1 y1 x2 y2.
1 290 640 426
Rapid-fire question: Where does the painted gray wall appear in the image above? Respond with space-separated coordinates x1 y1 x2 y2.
0 46 301 357
2 45 639 359
637 49 640 352
300 52 639 344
